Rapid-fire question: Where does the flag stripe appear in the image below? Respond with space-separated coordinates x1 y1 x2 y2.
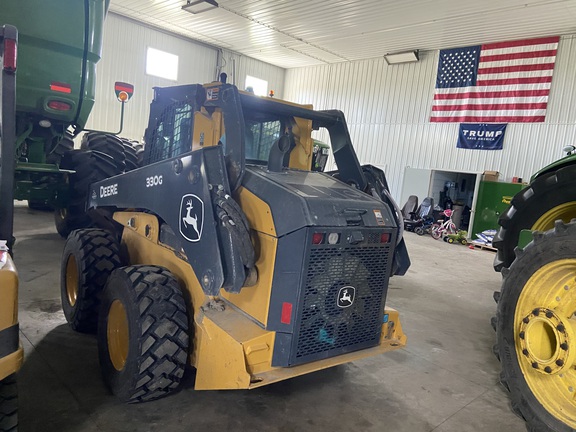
432 108 546 117
432 102 547 111
431 115 546 122
434 90 550 100
477 76 553 86
480 49 558 63
478 62 556 75
479 57 556 68
482 36 560 50
480 70 554 80
433 97 548 105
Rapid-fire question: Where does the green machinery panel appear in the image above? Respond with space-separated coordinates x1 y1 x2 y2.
471 181 525 238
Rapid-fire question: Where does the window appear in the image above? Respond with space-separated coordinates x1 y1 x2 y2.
245 75 268 97
146 47 179 81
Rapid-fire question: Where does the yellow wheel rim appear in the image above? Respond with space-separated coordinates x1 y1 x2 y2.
532 202 576 231
107 300 129 371
515 259 576 427
65 255 78 307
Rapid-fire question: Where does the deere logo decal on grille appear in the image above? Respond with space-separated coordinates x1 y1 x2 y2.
179 194 204 242
337 286 355 308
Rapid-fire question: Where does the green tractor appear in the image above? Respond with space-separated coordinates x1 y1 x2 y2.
492 149 576 431
1 0 137 240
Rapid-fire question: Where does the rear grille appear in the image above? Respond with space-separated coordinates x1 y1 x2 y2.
292 240 391 364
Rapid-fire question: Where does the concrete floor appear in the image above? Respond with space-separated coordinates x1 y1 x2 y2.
11 202 527 432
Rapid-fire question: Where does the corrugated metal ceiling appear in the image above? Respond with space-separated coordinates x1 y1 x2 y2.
110 0 576 68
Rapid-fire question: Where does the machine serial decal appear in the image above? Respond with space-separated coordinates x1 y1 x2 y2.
146 175 163 188
179 194 204 242
337 286 355 308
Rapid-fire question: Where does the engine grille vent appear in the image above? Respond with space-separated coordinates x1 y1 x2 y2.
293 242 391 364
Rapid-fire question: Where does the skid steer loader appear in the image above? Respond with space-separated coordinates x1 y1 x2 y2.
60 77 410 402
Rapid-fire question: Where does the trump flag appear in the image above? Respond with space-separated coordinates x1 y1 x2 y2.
431 36 559 123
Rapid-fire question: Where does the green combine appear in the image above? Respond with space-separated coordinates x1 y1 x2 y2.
1 0 137 239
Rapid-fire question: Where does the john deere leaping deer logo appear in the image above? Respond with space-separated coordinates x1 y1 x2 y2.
179 194 204 242
337 286 355 308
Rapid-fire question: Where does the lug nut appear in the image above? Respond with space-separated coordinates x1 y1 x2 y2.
533 309 540 316
519 331 525 340
561 343 569 351
546 311 553 318
556 359 565 367
544 366 552 373
523 317 530 324
557 324 566 332
522 349 529 356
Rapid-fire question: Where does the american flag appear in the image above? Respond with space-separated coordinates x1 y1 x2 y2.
431 36 560 123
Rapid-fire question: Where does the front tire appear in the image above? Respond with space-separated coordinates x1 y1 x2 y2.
493 164 576 271
0 374 17 432
98 266 189 403
431 224 442 240
61 229 121 333
495 220 576 431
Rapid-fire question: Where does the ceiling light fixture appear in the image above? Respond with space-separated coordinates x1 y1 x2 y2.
384 50 419 65
182 0 219 14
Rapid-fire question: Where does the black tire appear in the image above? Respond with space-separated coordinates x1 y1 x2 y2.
27 199 52 211
495 221 576 432
0 374 17 432
81 132 126 172
61 229 121 333
119 138 140 172
46 133 74 165
97 266 189 403
54 149 124 238
493 164 576 271
414 226 425 236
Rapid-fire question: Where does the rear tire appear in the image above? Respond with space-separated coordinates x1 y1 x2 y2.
46 133 74 165
81 132 126 172
98 266 189 403
414 226 425 236
493 164 576 271
496 221 576 432
0 374 17 432
61 229 121 333
55 149 124 238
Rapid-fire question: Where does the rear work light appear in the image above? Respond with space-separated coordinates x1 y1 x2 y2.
3 38 17 72
47 100 71 111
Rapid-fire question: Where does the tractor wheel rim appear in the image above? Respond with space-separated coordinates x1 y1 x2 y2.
532 202 576 232
108 300 129 371
65 255 79 306
515 259 576 427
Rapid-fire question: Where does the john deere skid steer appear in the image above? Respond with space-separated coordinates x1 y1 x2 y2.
60 78 410 401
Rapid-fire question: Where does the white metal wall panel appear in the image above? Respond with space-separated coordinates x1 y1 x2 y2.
220 50 286 98
86 13 218 141
285 35 576 202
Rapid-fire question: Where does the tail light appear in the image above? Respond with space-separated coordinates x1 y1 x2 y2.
380 233 391 243
312 233 324 245
47 100 72 111
50 82 72 94
3 38 16 72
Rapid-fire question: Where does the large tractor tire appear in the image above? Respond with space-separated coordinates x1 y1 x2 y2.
493 164 576 271
97 266 189 403
494 220 576 431
55 150 123 238
81 132 126 172
0 374 17 432
61 229 121 333
46 133 74 165
119 138 140 172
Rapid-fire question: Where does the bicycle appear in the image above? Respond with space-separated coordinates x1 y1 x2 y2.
430 209 457 240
